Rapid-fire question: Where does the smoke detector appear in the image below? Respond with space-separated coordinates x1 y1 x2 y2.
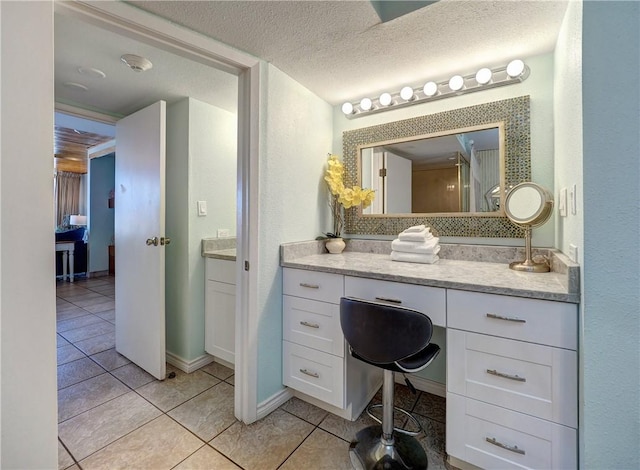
120 54 153 72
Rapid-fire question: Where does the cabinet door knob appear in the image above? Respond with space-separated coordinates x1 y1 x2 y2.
146 237 158 246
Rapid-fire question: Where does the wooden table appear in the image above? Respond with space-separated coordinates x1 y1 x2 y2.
56 241 75 282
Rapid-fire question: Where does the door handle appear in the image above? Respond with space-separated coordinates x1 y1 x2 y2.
146 237 158 246
160 237 171 246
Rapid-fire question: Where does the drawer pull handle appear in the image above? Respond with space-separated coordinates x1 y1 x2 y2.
486 369 526 382
300 321 320 329
375 296 402 304
486 437 526 455
486 313 526 323
299 368 319 378
299 283 319 289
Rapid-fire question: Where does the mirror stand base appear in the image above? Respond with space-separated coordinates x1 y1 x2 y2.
509 260 550 273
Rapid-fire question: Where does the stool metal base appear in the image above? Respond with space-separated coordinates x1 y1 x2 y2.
349 425 428 470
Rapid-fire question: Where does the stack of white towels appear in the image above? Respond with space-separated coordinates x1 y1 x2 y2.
390 224 440 264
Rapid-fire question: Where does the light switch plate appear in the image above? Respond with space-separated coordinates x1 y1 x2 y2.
197 200 207 216
559 188 567 217
569 184 577 215
217 229 230 238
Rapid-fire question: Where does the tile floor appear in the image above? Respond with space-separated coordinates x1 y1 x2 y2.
57 276 451 470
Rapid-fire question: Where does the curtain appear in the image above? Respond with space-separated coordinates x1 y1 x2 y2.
54 171 82 227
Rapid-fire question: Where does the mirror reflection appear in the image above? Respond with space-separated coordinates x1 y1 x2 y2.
360 125 503 215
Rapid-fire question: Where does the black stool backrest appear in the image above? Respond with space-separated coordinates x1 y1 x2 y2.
340 297 434 365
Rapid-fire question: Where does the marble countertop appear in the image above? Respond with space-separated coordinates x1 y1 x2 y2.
281 241 579 303
202 237 236 261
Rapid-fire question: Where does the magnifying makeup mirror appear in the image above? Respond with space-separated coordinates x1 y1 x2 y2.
505 182 554 272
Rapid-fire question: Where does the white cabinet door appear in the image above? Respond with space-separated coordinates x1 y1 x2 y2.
205 280 236 364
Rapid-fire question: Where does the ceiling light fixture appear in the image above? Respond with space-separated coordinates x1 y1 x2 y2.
63 82 89 92
77 67 106 79
341 59 530 119
120 54 153 72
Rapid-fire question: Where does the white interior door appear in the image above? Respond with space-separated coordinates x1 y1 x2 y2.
115 100 167 380
384 152 412 213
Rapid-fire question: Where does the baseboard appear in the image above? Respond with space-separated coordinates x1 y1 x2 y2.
88 270 109 278
256 388 293 420
165 351 215 373
395 375 446 398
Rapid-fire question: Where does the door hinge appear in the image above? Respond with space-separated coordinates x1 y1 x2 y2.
379 168 387 178
244 260 250 271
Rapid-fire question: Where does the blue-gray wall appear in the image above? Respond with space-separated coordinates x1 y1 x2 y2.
89 153 115 273
582 2 639 468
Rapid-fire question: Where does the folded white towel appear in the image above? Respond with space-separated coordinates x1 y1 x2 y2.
398 228 433 242
390 251 439 264
402 224 426 233
391 238 440 254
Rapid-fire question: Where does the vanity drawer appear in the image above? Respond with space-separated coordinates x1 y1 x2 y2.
344 276 446 327
447 290 577 349
283 268 344 304
448 329 577 427
283 295 344 357
283 341 344 408
205 258 236 284
447 393 577 470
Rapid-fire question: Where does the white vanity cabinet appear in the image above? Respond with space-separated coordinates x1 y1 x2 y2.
446 290 578 469
282 268 381 419
205 258 236 365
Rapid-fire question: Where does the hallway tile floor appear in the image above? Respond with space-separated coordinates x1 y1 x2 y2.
57 276 451 469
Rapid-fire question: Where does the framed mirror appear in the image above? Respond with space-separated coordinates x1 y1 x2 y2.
343 95 531 238
360 123 504 216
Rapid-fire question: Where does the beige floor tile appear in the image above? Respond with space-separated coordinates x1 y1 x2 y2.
71 296 111 309
413 391 447 423
95 309 115 323
280 428 352 470
58 440 75 470
371 382 421 412
79 415 203 470
57 334 71 348
168 382 236 441
63 292 104 304
58 357 106 390
414 413 446 456
59 391 162 461
174 445 241 470
82 300 115 314
210 408 313 470
58 373 129 422
111 363 155 389
57 288 92 300
318 409 378 443
57 314 104 333
58 320 114 343
74 331 116 356
90 348 130 371
57 344 86 366
90 286 115 295
200 361 234 380
225 375 235 385
56 307 91 322
137 369 219 412
280 397 329 425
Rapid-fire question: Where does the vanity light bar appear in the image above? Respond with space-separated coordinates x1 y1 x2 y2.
341 59 530 119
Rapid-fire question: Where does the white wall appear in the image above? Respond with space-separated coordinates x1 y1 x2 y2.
0 2 58 467
257 64 333 402
166 98 237 362
581 2 640 468
333 53 556 247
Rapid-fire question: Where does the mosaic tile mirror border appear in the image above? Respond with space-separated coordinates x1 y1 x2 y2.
342 95 530 238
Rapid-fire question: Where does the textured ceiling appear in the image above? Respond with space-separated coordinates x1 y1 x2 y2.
128 0 569 105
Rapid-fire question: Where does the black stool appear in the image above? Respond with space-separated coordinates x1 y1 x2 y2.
340 297 441 470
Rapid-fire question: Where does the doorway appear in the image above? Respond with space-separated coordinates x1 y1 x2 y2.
54 0 261 424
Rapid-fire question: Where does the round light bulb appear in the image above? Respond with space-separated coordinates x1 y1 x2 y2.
379 92 392 106
506 59 525 78
400 86 415 101
475 67 492 85
448 75 464 91
360 97 373 111
423 81 438 97
341 102 354 115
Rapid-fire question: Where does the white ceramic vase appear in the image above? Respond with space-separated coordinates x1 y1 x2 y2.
325 237 346 254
